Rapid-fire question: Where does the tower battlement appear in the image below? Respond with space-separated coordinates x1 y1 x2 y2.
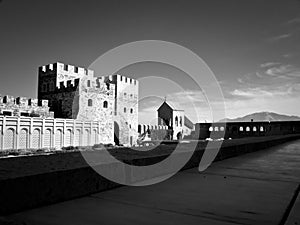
39 62 94 77
55 78 80 92
111 74 138 85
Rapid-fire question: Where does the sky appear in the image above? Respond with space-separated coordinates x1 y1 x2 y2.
0 0 300 123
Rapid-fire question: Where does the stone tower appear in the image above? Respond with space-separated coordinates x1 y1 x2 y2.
38 62 139 146
107 75 139 146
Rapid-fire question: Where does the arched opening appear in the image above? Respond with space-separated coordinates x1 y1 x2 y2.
214 127 219 131
19 128 28 149
91 129 97 145
103 101 108 108
32 129 41 149
74 129 81 146
260 126 264 132
65 129 72 146
253 126 257 132
180 117 182 127
130 108 133 114
239 127 244 132
246 126 250 132
114 121 120 145
83 129 90 146
55 129 63 149
175 116 178 126
176 132 182 140
138 124 141 133
4 128 15 149
44 129 52 148
209 127 213 132
220 126 225 132
88 99 93 107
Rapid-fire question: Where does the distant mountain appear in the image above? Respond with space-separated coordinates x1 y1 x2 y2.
219 112 300 122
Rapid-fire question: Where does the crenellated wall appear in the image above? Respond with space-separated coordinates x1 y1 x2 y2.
0 115 113 150
0 95 53 118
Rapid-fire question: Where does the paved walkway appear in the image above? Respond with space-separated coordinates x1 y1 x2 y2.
9 139 300 225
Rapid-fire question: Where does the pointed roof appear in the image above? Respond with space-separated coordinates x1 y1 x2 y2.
157 100 184 112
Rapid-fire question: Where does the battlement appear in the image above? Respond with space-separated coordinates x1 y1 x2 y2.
105 74 138 85
0 95 50 107
39 62 94 77
56 78 80 92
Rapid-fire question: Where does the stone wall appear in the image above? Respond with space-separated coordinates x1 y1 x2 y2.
108 75 139 146
0 95 53 118
37 63 139 146
0 115 114 150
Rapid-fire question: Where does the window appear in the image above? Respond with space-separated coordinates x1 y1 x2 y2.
124 107 126 113
88 99 93 106
103 101 108 108
64 64 68 71
124 92 127 98
3 111 12 116
209 127 213 132
87 80 91 87
175 116 178 126
43 83 47 92
130 94 133 98
214 127 219 131
74 67 78 73
253 127 257 132
20 112 30 117
130 108 133 114
49 82 54 91
239 127 244 132
180 116 182 126
260 126 264 132
246 126 250 132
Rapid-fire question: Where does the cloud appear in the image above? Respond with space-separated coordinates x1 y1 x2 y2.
260 62 280 68
265 64 300 78
268 33 292 42
230 86 295 99
287 17 300 24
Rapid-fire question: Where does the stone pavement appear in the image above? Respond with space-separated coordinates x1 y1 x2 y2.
8 139 300 225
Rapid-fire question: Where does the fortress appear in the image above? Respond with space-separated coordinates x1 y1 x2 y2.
0 62 142 150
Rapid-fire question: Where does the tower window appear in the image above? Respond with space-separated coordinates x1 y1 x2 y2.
175 116 178 126
130 108 133 114
42 84 47 92
124 107 126 113
103 101 108 108
88 99 93 106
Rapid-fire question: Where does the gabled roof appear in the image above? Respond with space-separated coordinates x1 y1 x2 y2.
157 101 184 112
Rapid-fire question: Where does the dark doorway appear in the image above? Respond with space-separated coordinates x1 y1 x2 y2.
176 132 182 140
114 121 120 145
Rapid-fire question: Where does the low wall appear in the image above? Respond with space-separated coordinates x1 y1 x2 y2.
0 134 299 215
0 115 113 150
